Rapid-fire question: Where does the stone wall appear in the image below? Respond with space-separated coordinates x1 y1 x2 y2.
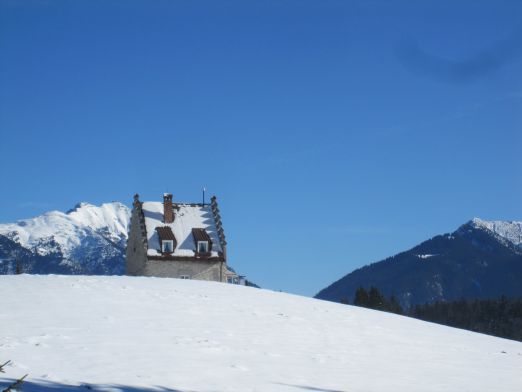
144 259 224 281
126 204 147 276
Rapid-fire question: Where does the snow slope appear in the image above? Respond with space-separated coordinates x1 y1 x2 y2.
1 275 521 392
471 218 522 248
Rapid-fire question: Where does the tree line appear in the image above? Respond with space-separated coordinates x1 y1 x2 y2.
341 287 403 315
343 287 522 342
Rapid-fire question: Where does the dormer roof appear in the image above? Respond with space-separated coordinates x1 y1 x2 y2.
156 226 176 241
192 228 212 243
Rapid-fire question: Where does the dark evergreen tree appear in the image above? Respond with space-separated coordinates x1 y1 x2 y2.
15 261 23 275
351 287 404 315
353 287 369 307
388 294 404 315
409 297 522 342
368 287 385 310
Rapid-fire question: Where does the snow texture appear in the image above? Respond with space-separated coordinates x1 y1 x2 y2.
471 218 522 248
416 254 438 259
1 275 521 392
142 202 222 257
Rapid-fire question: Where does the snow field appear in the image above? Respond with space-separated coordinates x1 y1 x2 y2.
1 275 521 392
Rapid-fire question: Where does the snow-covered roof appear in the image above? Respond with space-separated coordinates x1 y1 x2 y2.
142 202 223 257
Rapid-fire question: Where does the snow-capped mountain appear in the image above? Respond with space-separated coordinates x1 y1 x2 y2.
0 202 130 275
468 217 522 249
316 218 522 308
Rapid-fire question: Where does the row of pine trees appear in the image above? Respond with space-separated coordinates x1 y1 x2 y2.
341 287 403 315
342 287 522 342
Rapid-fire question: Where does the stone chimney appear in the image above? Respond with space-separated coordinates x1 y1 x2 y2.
163 193 174 223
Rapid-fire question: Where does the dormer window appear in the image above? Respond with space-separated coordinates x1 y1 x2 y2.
197 241 208 253
156 226 176 254
162 240 174 253
192 228 212 255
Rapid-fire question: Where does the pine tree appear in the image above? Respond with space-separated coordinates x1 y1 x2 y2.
353 287 369 307
368 287 385 310
15 261 23 275
388 294 403 315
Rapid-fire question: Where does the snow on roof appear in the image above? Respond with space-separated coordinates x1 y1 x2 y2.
142 202 222 257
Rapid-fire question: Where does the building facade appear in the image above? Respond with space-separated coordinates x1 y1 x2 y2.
126 193 238 282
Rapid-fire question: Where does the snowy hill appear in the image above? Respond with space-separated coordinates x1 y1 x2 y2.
1 275 521 392
0 202 130 274
316 218 522 308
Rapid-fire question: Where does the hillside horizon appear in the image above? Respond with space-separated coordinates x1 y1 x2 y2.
1 201 521 299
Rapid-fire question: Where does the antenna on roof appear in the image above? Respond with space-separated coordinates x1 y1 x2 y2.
202 187 206 206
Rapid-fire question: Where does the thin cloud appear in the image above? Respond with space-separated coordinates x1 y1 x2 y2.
396 27 522 84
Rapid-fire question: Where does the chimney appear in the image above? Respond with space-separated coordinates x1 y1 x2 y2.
163 193 174 223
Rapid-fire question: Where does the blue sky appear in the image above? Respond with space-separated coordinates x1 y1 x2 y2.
1 0 521 296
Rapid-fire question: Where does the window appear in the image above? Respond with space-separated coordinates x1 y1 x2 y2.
227 276 239 284
162 240 174 253
180 275 190 280
197 241 208 253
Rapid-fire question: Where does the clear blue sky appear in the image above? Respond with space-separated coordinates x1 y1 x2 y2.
1 0 521 296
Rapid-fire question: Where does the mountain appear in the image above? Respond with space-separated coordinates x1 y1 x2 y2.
1 275 521 392
315 218 522 308
0 202 130 275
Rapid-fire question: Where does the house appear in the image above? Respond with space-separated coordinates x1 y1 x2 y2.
126 193 239 283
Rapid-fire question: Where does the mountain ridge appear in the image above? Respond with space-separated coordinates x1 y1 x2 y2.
0 202 130 275
467 217 522 249
315 218 522 308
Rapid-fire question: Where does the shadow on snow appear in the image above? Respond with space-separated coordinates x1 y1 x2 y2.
275 383 346 392
0 379 189 392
